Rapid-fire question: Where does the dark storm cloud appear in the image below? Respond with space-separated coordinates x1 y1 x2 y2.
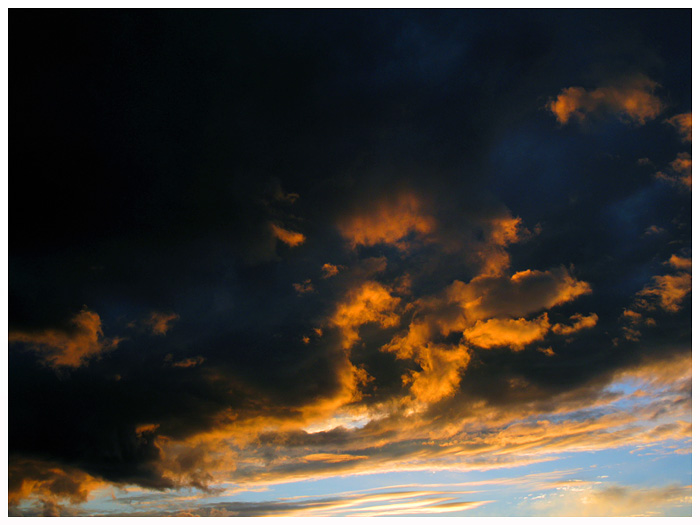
9 8 691 509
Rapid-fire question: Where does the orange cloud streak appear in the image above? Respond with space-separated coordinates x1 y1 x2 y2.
270 223 306 247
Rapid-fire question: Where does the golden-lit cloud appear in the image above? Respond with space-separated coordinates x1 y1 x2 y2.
656 152 691 189
337 192 436 251
270 222 306 247
8 458 106 507
475 214 531 277
462 313 551 350
145 311 180 335
636 272 691 312
302 453 369 463
330 281 401 349
380 265 590 406
666 112 692 142
8 309 121 368
551 313 598 336
667 254 691 271
548 76 664 125
321 263 340 278
529 483 691 517
404 343 471 404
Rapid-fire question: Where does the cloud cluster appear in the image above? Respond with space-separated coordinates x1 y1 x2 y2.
548 75 664 125
9 10 690 517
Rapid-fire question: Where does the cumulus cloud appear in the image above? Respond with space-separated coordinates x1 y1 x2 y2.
636 272 691 313
8 309 121 368
666 112 691 142
337 192 436 251
548 75 664 125
330 281 401 349
476 214 531 277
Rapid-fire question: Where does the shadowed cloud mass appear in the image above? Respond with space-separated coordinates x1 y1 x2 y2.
9 8 691 517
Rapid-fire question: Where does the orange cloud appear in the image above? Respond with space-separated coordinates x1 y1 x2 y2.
450 266 592 320
8 309 121 368
667 254 691 271
656 152 691 189
551 313 599 336
330 281 401 349
270 222 306 247
548 76 664 125
321 263 340 278
462 313 551 350
9 458 106 507
382 266 590 406
171 356 205 368
476 214 531 277
637 272 691 312
302 453 369 463
337 192 436 251
666 112 691 142
403 342 471 404
146 311 180 335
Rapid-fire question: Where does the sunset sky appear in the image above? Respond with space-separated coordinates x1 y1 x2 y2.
8 9 692 517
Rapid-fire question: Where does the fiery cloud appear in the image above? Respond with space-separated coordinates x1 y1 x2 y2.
337 192 436 251
270 222 306 247
330 281 401 349
8 309 120 368
551 313 599 336
548 75 664 125
462 314 551 350
321 263 341 278
9 458 106 507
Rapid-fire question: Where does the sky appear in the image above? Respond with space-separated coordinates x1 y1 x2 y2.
7 8 692 517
